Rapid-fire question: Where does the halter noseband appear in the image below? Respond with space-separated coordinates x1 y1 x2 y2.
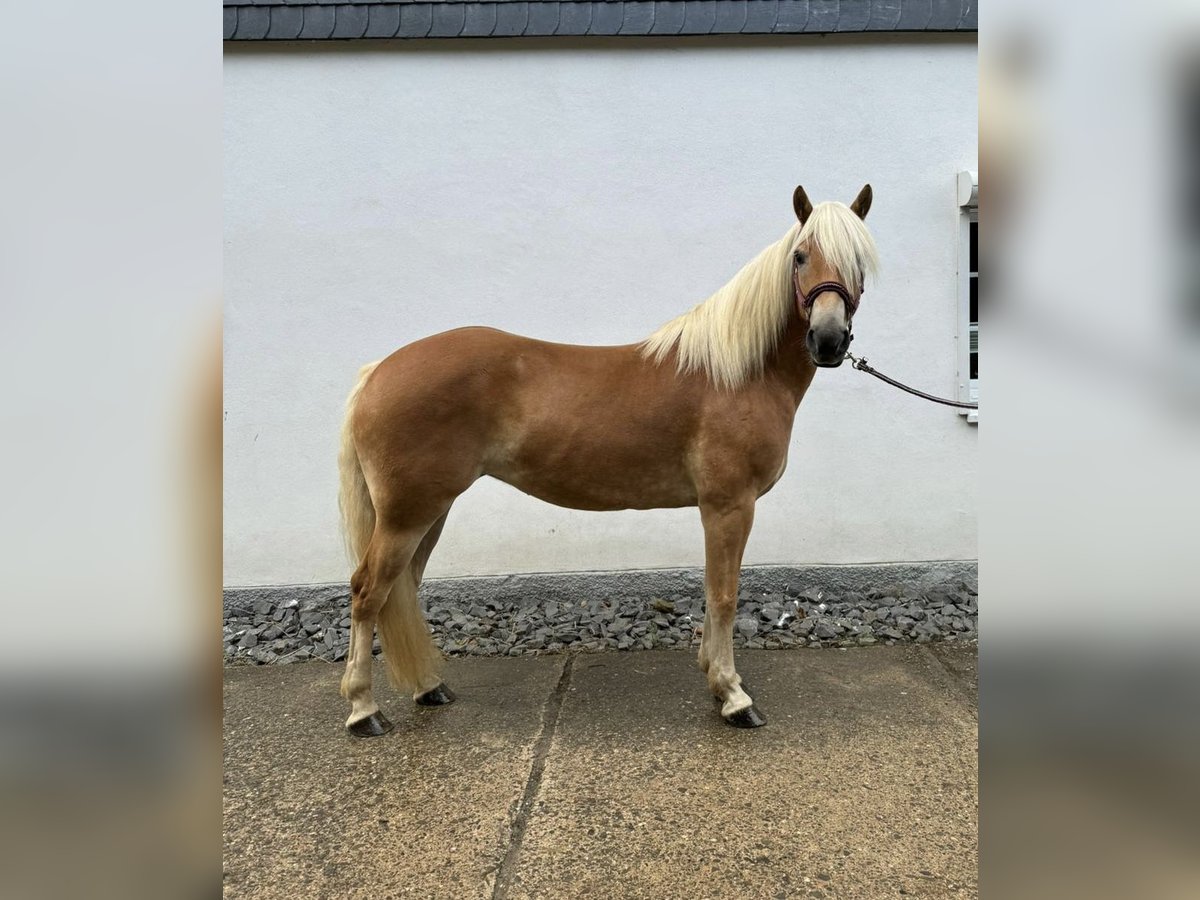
793 263 861 319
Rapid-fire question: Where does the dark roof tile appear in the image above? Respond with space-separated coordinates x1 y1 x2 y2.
267 6 305 37
365 4 402 36
331 4 369 36
928 0 964 29
866 0 902 30
838 0 871 30
494 2 529 34
810 0 842 33
298 5 336 37
773 0 808 32
959 0 976 28
526 2 561 34
649 1 685 34
429 2 466 34
462 2 498 34
591 1 624 34
680 0 716 34
620 1 655 34
557 1 593 33
743 1 780 33
895 0 931 30
712 0 748 33
237 6 271 38
399 4 434 36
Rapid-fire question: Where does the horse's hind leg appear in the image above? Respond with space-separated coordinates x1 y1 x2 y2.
407 512 456 707
698 497 765 728
340 526 425 737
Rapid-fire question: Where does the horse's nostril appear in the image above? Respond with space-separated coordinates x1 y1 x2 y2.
807 328 842 359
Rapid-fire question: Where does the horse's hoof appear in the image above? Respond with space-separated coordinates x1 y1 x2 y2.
724 705 767 728
346 711 394 737
415 683 456 707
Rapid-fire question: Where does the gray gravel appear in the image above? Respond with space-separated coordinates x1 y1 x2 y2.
223 579 977 665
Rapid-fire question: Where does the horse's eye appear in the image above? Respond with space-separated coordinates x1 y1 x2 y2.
793 251 806 266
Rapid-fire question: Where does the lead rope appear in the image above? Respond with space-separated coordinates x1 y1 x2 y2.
845 351 979 410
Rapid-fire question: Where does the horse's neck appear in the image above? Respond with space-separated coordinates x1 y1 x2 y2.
761 310 818 405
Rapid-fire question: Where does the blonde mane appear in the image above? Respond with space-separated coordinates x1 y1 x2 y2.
640 201 879 389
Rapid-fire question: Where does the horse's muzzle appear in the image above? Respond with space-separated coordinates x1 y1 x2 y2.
807 325 852 368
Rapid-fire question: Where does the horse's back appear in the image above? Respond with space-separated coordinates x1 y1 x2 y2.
365 325 666 412
352 325 643 462
362 326 633 412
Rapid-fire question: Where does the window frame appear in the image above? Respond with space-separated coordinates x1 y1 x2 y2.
957 170 978 424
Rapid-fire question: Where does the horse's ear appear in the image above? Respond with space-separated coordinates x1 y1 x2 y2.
793 186 813 224
850 184 873 220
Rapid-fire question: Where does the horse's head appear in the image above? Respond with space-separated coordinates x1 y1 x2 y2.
790 184 877 368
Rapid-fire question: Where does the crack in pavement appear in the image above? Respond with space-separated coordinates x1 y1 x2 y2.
491 653 575 900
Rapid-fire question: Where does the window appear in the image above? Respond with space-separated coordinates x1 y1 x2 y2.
957 170 978 423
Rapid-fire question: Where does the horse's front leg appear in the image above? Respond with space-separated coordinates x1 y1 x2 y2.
697 498 766 728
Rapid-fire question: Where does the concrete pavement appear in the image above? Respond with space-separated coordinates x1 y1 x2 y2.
224 645 977 899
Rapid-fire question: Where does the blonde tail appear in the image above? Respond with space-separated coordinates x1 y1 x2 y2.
338 361 381 565
375 564 443 695
338 361 443 696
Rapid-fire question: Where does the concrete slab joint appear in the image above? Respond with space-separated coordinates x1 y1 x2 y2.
491 654 575 898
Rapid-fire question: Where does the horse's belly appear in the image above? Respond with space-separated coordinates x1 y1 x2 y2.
488 450 697 512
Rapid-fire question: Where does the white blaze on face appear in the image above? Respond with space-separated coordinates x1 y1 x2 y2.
808 292 850 333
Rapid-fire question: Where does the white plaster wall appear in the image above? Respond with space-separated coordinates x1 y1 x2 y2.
224 36 978 587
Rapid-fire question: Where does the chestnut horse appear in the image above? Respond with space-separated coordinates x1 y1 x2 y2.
338 184 878 735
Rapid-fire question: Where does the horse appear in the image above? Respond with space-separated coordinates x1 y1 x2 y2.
337 184 878 735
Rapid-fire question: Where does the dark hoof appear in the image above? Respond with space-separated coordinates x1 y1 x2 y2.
415 683 456 707
724 705 767 728
346 711 394 737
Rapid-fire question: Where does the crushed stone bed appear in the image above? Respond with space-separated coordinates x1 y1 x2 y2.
223 579 977 666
